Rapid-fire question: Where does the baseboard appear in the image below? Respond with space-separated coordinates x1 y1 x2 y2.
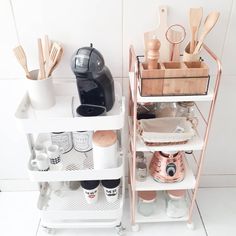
199 174 236 188
1 175 236 192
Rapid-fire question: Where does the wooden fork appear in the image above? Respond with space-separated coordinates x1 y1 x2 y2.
13 45 31 79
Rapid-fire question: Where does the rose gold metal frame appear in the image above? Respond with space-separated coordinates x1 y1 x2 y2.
128 43 222 227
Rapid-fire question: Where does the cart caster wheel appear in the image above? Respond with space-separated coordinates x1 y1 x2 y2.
187 222 195 230
42 226 56 234
115 223 125 235
131 224 139 232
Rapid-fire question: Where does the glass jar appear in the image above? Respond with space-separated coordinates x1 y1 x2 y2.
176 102 198 127
155 102 177 118
136 152 147 182
166 190 188 218
51 132 73 154
137 103 156 120
138 191 157 216
176 102 195 119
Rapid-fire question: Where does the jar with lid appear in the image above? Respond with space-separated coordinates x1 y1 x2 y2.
137 103 156 120
176 102 198 127
51 132 73 154
155 102 177 118
166 190 188 218
138 191 157 216
136 152 147 181
177 101 195 117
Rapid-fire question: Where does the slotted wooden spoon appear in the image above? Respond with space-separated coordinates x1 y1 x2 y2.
189 7 203 53
13 45 31 79
46 42 62 77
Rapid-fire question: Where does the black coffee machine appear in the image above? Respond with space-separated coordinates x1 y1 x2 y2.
71 44 115 116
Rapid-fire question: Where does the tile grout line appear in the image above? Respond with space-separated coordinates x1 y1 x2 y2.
195 199 209 236
219 0 235 60
9 0 20 44
35 218 41 236
121 0 124 95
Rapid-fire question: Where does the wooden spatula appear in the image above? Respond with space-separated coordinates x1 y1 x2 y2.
194 11 220 54
37 38 46 80
189 7 203 53
48 47 64 77
46 42 63 77
44 35 50 73
13 45 31 79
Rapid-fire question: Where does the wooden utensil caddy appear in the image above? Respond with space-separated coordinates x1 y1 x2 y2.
138 58 210 96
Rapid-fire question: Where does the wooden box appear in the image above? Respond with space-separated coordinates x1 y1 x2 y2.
139 61 209 96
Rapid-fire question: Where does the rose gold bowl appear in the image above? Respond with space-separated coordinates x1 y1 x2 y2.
149 151 185 183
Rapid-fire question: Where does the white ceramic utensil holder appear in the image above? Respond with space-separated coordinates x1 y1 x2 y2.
26 69 56 110
92 131 118 170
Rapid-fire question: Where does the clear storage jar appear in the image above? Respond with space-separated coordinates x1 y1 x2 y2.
136 152 147 182
155 102 177 118
166 190 188 218
138 191 157 217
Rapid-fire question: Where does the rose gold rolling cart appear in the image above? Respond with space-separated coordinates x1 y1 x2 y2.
128 44 222 231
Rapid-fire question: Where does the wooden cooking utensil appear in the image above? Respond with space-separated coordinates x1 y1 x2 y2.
193 11 220 54
48 47 64 77
13 45 31 79
144 5 169 61
44 35 50 73
189 7 203 53
168 28 183 61
46 42 63 77
37 38 46 80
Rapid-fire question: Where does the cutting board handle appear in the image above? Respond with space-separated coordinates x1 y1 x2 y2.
158 6 168 28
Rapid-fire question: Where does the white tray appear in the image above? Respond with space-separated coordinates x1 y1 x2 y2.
28 134 124 182
15 81 125 133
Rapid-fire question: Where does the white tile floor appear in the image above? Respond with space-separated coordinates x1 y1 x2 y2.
0 188 235 236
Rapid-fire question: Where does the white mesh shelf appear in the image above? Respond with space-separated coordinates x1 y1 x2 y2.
38 185 124 222
28 134 124 182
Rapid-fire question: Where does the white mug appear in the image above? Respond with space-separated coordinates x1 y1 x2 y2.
34 144 45 156
47 144 63 170
31 153 49 171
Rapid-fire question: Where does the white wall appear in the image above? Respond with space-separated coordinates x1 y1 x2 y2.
0 0 235 190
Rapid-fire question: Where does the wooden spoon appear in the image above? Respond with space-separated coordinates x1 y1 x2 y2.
13 45 31 79
189 7 203 53
193 11 220 54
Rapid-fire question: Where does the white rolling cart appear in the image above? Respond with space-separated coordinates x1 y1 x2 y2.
128 44 222 231
15 80 126 235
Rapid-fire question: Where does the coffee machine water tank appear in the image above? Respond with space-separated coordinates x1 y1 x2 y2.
71 45 115 113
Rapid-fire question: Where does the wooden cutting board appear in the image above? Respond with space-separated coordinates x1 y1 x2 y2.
144 5 170 62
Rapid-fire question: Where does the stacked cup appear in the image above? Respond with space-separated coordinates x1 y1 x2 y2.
81 178 121 204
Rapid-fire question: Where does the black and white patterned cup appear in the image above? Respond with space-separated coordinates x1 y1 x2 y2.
81 180 100 204
101 179 120 203
46 144 63 170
